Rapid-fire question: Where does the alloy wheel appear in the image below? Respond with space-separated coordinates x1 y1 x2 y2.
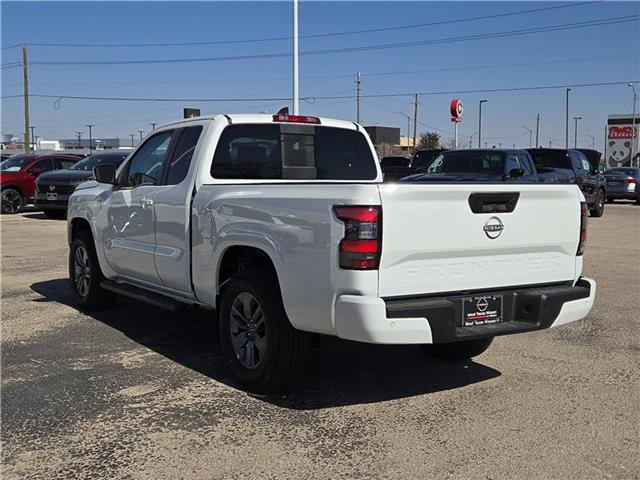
1 190 21 213
229 292 267 369
73 246 91 298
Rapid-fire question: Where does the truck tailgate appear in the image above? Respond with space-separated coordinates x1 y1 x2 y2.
378 184 581 297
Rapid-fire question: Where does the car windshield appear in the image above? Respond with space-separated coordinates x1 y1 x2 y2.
70 153 129 171
0 155 34 172
530 150 570 169
427 151 504 174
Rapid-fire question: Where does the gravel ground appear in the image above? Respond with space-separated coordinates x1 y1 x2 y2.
1 203 639 479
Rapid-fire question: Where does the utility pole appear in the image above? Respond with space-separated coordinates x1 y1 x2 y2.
149 122 157 130
603 124 608 165
23 46 31 154
29 126 36 151
355 72 362 123
292 0 299 114
628 83 637 166
138 130 144 142
522 126 533 147
573 116 582 148
478 99 487 148
565 88 571 148
535 113 540 148
86 124 94 153
76 132 82 149
130 134 135 148
587 134 596 149
412 94 419 150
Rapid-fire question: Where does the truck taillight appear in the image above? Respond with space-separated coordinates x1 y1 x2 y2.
334 206 382 270
577 201 588 256
272 114 321 124
624 178 636 185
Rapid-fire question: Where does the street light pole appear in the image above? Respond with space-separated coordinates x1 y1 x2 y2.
292 0 299 114
138 130 144 142
628 83 637 167
522 126 533 147
565 88 571 148
573 116 582 148
396 112 411 153
76 131 82 149
478 100 487 148
149 122 157 130
86 124 94 153
29 126 36 151
586 134 596 150
130 134 135 148
469 131 478 148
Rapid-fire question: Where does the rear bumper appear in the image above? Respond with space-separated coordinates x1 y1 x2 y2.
334 278 596 344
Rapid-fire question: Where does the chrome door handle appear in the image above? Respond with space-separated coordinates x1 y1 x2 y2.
140 199 154 208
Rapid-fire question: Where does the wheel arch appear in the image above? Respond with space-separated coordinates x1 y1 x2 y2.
216 245 281 307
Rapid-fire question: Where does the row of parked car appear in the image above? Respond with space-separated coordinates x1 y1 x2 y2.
0 150 130 215
380 147 640 217
1 146 638 218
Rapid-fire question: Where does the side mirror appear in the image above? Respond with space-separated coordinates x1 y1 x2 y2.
93 164 117 184
28 166 44 176
508 168 525 178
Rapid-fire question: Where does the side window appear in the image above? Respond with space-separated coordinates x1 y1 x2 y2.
166 126 203 185
122 131 173 187
578 153 590 172
505 155 519 172
516 153 532 175
212 124 281 179
56 158 77 169
569 151 582 171
29 158 54 173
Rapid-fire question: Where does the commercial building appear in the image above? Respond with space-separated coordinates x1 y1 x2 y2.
607 114 639 167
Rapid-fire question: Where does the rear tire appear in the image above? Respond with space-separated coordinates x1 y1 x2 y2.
590 189 605 217
219 267 309 392
423 337 494 361
1 188 23 214
69 231 117 310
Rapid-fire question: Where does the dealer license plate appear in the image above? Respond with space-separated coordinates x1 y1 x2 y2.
462 295 503 327
46 192 58 201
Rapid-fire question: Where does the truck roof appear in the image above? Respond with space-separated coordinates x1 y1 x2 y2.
162 114 360 131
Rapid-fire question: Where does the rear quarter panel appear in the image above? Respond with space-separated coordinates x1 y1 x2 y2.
192 184 381 335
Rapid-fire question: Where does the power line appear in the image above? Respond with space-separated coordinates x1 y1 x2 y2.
2 80 636 103
8 16 636 67
0 1 598 49
2 54 636 87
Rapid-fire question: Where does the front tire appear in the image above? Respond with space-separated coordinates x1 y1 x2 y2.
69 232 117 310
423 337 494 361
1 188 23 214
590 189 605 217
219 267 309 392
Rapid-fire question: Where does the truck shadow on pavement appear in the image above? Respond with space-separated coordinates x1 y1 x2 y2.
31 278 501 410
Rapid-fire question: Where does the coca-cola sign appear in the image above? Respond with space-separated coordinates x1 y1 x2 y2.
609 125 637 139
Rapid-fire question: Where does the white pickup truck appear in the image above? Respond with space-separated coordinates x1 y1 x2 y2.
67 114 596 391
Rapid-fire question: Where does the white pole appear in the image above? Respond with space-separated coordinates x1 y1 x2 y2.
292 0 299 114
454 122 458 149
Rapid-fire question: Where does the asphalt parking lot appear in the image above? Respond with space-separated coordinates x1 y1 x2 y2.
1 203 639 479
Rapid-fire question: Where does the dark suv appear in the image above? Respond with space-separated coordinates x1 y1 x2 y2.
527 148 607 217
35 150 130 218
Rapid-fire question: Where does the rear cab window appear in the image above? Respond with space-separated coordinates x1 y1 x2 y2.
211 124 377 180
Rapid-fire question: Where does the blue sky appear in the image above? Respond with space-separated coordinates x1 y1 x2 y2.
1 1 639 148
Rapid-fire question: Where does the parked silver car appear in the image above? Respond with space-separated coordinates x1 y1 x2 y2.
604 167 640 203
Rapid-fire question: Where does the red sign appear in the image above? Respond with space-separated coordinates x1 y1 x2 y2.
609 125 637 139
450 99 463 122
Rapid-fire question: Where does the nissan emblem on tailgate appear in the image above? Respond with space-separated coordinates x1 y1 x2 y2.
483 216 504 239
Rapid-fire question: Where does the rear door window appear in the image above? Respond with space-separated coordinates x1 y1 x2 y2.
165 126 203 185
29 158 54 173
211 124 377 180
56 157 78 169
